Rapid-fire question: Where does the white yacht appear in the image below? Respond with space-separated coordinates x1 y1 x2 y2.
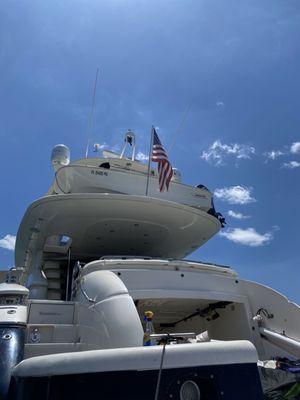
1 131 299 400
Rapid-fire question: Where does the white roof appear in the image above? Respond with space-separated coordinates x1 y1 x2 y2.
0 282 29 295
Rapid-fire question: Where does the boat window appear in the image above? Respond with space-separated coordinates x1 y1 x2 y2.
99 162 110 169
0 294 27 305
196 184 209 191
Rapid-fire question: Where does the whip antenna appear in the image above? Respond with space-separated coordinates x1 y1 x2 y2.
84 67 100 158
168 102 192 154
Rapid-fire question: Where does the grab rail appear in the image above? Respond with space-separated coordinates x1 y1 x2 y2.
260 327 300 358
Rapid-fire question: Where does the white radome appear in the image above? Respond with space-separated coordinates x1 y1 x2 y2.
51 144 70 170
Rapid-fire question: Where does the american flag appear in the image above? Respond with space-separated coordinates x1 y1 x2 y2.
151 128 173 192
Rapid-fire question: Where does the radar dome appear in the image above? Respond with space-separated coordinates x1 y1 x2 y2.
51 144 70 171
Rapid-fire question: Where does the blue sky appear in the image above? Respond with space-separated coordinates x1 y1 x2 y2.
1 1 300 303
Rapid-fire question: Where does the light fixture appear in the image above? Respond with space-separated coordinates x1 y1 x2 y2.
180 380 201 400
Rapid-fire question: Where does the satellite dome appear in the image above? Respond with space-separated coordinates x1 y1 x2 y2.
51 144 70 171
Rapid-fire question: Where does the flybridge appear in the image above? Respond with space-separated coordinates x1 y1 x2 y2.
48 131 223 216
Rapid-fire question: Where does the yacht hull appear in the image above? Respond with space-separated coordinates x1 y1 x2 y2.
0 325 25 399
11 364 263 399
10 341 263 400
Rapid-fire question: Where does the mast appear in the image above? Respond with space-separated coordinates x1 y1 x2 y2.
84 67 100 158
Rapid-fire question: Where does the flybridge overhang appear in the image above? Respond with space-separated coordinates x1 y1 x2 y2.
15 193 221 272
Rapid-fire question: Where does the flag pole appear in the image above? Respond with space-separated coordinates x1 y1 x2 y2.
145 126 154 196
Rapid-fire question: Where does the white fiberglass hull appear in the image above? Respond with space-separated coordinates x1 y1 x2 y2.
52 165 212 212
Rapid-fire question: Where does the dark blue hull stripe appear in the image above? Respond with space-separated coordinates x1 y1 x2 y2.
10 363 263 400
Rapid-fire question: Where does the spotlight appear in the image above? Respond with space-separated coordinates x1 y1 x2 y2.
180 380 201 400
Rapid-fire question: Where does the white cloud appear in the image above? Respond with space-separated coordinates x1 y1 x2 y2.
272 225 280 232
214 186 256 205
263 150 284 160
137 110 145 117
290 142 300 154
136 151 149 161
201 140 255 166
219 228 273 247
0 234 16 251
216 100 225 108
282 161 300 169
228 210 250 219
263 142 300 161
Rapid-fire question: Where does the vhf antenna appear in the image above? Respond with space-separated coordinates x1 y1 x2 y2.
168 102 192 154
84 67 100 158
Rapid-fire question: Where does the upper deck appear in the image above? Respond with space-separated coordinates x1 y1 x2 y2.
47 156 215 214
